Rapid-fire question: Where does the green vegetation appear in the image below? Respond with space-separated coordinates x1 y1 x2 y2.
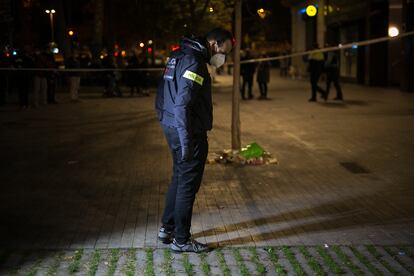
47 251 65 276
162 249 174 276
350 246 383 276
266 247 286 275
216 249 231 276
124 248 137 276
249 247 266 275
107 249 120 276
232 248 249 276
282 246 305 276
182 253 194 276
199 252 211 276
366 245 399 275
332 245 363 276
316 245 343 275
87 250 101 276
68 249 84 274
145 248 154 276
299 246 324 275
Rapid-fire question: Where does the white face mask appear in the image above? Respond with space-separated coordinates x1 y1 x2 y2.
210 53 226 68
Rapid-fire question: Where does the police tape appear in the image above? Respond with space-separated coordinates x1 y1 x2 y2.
0 30 413 72
239 30 414 64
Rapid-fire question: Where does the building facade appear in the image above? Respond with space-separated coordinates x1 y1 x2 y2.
282 0 414 91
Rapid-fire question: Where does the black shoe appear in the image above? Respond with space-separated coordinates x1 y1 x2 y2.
308 98 316 102
158 226 173 244
170 238 210 253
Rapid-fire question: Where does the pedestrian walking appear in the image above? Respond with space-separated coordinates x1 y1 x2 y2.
65 54 81 102
240 50 256 100
307 43 327 102
155 28 233 253
256 55 271 99
325 49 343 100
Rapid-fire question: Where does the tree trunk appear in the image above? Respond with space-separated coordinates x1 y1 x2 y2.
232 0 241 150
92 0 104 56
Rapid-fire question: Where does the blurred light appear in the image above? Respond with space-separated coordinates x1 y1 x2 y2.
139 42 145 48
52 48 59 54
114 44 119 49
68 30 74 36
45 10 50 13
209 7 214 12
148 40 153 45
5 53 10 57
12 50 17 56
306 5 317 17
100 55 104 59
171 44 180 51
147 47 153 55
388 26 399 37
352 44 358 49
51 9 55 13
338 44 343 48
114 52 119 57
257 8 266 18
121 50 126 57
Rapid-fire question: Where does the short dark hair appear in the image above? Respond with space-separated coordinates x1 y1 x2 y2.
205 28 233 46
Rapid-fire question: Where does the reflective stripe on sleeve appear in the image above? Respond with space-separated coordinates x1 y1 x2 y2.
183 70 204 86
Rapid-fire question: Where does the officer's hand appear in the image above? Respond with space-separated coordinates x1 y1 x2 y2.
181 144 194 161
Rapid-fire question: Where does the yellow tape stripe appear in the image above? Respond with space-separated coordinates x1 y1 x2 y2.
183 70 204 86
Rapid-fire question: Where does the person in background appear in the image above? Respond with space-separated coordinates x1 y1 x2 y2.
325 48 343 101
32 49 48 107
307 43 327 102
240 49 256 100
65 53 81 102
256 54 271 100
45 52 58 104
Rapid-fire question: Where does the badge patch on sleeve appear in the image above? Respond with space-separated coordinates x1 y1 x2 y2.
183 70 204 85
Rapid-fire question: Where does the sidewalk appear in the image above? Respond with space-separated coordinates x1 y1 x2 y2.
0 69 413 274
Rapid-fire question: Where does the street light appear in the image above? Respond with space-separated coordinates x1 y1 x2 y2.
388 26 399 37
45 9 56 43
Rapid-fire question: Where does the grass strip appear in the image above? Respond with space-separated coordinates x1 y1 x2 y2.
248 247 266 275
282 246 305 276
384 246 414 274
266 247 286 275
162 249 174 276
107 249 121 276
316 246 343 275
366 245 400 275
232 248 249 276
68 249 84 274
46 251 65 276
144 248 154 276
27 251 46 276
124 248 137 276
216 249 231 276
332 245 363 276
199 252 211 276
299 246 324 276
182 253 194 276
350 246 383 276
87 249 101 276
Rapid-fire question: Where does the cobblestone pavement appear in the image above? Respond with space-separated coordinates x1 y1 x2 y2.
1 246 413 275
0 70 414 274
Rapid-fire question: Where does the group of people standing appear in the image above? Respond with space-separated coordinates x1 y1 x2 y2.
240 50 271 100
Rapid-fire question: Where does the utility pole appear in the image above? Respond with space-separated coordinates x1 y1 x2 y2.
232 0 242 150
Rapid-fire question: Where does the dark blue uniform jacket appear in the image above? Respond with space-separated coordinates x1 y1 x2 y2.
155 36 212 150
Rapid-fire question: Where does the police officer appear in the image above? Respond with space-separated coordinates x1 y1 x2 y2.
308 43 327 102
155 28 233 253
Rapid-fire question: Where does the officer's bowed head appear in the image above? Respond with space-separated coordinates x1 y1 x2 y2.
205 28 234 68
